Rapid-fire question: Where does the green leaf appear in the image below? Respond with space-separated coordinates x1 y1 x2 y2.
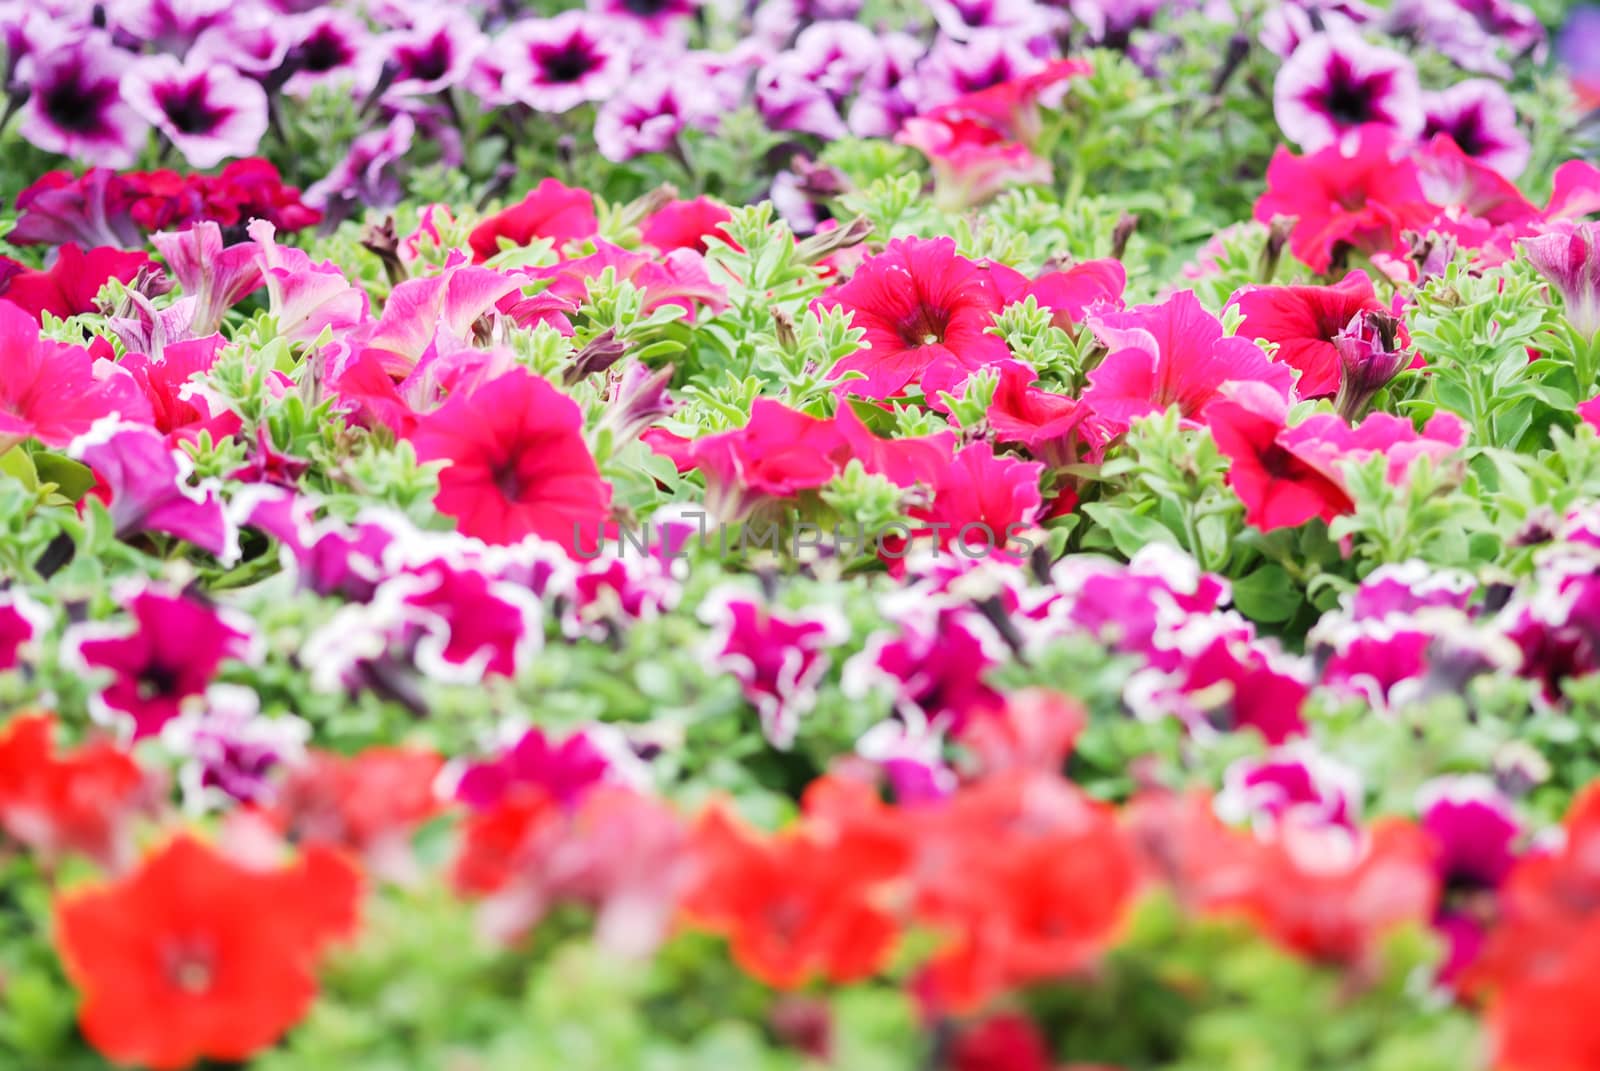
31 453 95 502
0 447 38 491
1230 563 1300 623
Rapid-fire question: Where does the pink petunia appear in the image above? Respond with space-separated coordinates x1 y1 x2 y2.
410 368 612 552
820 237 1011 399
1083 290 1293 428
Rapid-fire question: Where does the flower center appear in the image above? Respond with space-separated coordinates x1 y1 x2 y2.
299 29 351 74
401 36 452 84
157 81 227 135
492 460 526 502
538 40 599 84
163 940 216 995
42 77 111 134
1320 62 1376 127
137 662 181 701
895 303 951 349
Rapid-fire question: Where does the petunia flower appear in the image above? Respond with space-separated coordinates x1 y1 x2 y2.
469 178 598 262
1206 382 1355 531
0 303 147 455
682 803 909 988
586 0 700 30
1333 307 1412 419
162 684 310 810
492 12 630 114
71 418 239 564
0 591 46 674
53 834 360 1070
0 712 148 869
1254 126 1438 274
701 590 849 749
1083 289 1294 428
382 11 484 98
1 243 154 323
1273 33 1423 152
1229 270 1397 398
594 71 722 162
1420 78 1529 180
641 197 734 254
118 334 242 446
1418 775 1521 982
821 237 1011 399
453 724 615 812
249 220 369 342
283 10 383 97
897 115 1052 209
410 368 613 552
18 34 148 168
1521 223 1600 339
63 584 257 740
151 222 264 336
123 56 269 170
903 30 1049 113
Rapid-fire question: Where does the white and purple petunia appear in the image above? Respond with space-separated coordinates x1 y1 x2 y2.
491 12 631 114
18 32 148 168
701 588 849 750
162 684 310 810
1273 32 1423 152
124 55 269 170
1421 78 1530 179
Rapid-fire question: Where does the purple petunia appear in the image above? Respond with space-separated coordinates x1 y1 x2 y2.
1273 32 1423 152
123 55 269 169
163 684 310 810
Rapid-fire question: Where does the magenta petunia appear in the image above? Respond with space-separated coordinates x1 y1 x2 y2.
383 11 484 98
123 56 269 170
62 584 257 740
820 237 1011 399
0 302 145 454
410 368 613 552
0 591 47 675
1083 290 1294 428
1229 270 1397 399
71 418 239 563
702 590 847 749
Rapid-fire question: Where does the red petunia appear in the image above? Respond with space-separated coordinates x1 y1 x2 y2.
908 773 1141 1012
0 243 154 322
683 803 910 989
1253 126 1438 275
1083 290 1293 429
1229 271 1399 398
980 361 1108 469
688 399 850 522
468 178 598 262
410 368 613 551
820 236 1010 399
0 712 148 867
1206 382 1353 531
54 834 361 1070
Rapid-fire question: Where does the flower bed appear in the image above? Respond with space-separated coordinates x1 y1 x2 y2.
2 1 1600 1068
